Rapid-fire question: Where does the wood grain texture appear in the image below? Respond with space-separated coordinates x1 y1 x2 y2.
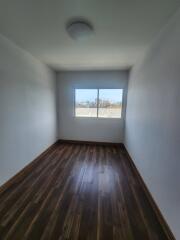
0 142 174 240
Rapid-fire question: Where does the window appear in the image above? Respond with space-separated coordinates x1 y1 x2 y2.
98 89 123 118
75 89 123 118
75 89 98 117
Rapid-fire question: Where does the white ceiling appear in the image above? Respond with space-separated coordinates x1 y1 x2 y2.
0 0 179 70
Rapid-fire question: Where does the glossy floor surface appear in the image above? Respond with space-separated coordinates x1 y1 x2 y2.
0 143 170 240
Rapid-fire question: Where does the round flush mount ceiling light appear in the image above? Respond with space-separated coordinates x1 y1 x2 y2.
66 18 94 40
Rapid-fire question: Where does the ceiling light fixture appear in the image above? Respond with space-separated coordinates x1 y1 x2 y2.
66 18 94 40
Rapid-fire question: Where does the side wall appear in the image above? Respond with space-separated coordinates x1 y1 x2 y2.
0 34 57 186
125 10 180 238
57 70 128 143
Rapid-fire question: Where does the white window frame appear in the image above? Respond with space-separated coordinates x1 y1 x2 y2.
74 88 124 119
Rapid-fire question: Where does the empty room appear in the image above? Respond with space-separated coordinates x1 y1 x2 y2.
0 0 180 239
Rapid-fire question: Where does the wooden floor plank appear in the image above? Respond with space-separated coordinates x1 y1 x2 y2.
0 142 173 240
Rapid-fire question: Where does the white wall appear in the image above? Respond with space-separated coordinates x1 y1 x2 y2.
57 71 128 143
0 34 57 186
125 9 180 239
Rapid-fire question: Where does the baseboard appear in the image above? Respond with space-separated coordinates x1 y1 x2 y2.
0 141 59 195
58 139 124 147
122 144 175 240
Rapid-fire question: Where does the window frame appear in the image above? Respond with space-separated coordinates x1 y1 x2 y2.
74 88 124 119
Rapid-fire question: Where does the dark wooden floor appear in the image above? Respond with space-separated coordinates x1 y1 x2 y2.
0 142 171 240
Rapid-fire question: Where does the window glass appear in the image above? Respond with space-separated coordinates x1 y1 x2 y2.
98 89 123 118
75 89 98 117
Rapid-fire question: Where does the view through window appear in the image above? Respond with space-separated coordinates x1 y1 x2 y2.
75 89 123 118
75 89 98 117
